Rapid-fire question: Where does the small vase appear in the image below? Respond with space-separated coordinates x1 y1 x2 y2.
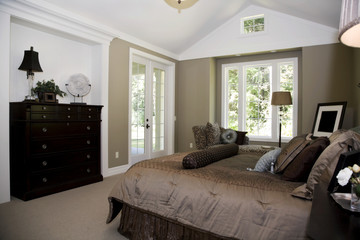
351 183 360 211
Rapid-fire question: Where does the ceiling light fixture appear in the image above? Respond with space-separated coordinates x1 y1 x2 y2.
164 0 199 13
339 0 360 47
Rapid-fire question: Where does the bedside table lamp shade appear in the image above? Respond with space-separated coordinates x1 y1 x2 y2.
18 46 43 100
271 91 292 147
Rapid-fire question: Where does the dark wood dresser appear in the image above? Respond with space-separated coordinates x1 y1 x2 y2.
10 102 103 200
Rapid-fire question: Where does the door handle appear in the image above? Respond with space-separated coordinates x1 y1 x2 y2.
146 124 150 129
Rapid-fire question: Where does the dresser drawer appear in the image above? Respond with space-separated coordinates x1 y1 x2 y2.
80 113 100 120
31 105 77 113
31 113 78 120
29 162 100 189
31 136 98 154
31 122 99 137
30 150 99 172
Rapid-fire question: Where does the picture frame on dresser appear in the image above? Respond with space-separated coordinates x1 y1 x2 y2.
44 92 56 103
312 101 347 137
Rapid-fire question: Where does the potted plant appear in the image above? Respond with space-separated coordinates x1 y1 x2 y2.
32 79 67 102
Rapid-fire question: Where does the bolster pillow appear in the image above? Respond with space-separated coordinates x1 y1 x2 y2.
182 143 239 169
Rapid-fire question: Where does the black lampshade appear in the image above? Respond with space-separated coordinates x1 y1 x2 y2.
18 46 43 77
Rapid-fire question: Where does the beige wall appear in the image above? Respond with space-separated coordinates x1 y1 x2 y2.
177 43 357 149
108 38 177 168
175 58 216 152
353 48 360 125
301 43 355 133
108 41 359 167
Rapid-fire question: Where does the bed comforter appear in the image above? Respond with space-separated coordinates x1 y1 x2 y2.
107 147 312 239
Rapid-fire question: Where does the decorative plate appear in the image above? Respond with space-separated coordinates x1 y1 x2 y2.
66 73 91 97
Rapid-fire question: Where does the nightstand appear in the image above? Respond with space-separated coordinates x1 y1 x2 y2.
307 180 360 239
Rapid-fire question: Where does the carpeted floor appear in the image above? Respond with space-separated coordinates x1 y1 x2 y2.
0 174 127 240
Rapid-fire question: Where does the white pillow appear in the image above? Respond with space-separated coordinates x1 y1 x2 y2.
253 148 281 172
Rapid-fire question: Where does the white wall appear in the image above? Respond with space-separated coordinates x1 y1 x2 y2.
180 5 339 60
10 22 96 104
0 11 11 204
0 2 112 204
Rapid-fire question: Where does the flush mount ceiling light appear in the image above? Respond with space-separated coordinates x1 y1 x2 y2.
339 0 360 47
164 0 199 13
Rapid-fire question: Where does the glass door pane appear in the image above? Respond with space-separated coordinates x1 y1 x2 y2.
131 62 146 156
152 67 165 152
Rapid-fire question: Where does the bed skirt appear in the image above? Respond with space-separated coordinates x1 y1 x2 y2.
118 203 237 240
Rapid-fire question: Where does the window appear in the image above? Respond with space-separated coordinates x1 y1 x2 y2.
241 14 265 34
222 58 298 142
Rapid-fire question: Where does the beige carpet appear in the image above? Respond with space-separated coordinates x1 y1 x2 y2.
0 174 127 240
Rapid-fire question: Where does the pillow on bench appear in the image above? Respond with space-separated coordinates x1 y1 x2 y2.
192 122 249 150
183 143 239 169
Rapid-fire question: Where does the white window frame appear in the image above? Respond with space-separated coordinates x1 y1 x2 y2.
221 58 298 143
240 14 265 35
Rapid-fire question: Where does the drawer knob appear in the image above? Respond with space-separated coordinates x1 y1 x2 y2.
86 168 91 173
42 144 47 150
42 115 47 119
42 161 48 166
42 127 47 133
42 177 48 183
67 107 71 111
88 115 92 119
87 140 91 145
88 108 92 112
67 115 71 119
42 106 47 110
66 122 70 126
87 154 91 159
86 126 91 130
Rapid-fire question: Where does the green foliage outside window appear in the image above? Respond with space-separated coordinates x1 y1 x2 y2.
226 62 294 138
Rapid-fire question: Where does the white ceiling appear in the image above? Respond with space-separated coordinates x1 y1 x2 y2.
42 0 342 56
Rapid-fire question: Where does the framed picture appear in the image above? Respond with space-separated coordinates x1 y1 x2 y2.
312 102 347 137
44 92 56 103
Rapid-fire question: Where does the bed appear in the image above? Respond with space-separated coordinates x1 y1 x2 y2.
107 130 360 240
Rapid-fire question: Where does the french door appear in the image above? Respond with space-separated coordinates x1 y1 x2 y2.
130 54 171 164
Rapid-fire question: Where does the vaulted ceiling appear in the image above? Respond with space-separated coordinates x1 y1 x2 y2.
41 0 342 56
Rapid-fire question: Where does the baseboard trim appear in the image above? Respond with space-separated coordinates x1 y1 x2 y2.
104 164 130 177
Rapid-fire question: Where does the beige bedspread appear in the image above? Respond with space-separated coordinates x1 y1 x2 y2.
107 148 312 239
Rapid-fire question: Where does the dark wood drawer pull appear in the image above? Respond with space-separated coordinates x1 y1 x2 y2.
42 177 48 183
87 154 91 159
87 140 91 145
42 127 47 133
42 161 48 166
42 144 47 150
42 115 47 119
87 126 91 130
86 168 91 173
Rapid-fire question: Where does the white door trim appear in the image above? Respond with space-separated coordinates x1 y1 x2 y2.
128 48 175 166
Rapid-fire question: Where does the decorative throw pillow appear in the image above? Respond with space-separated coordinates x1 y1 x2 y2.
235 131 248 145
220 129 238 144
183 143 238 169
206 122 221 147
253 148 281 172
192 125 207 149
305 130 360 197
328 129 348 143
282 137 330 182
274 134 311 173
